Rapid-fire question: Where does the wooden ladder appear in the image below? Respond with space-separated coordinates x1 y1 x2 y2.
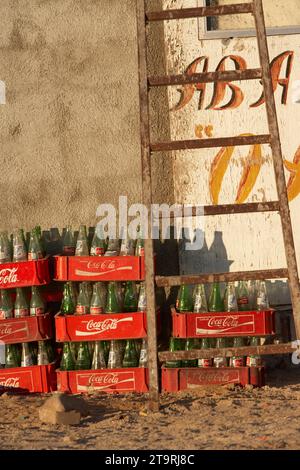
136 0 300 411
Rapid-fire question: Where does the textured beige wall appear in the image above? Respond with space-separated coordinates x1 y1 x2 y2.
0 0 174 232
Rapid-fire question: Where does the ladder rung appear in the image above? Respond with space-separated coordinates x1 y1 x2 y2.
148 69 262 87
155 202 280 219
158 343 295 362
146 3 253 22
150 135 271 152
155 269 289 287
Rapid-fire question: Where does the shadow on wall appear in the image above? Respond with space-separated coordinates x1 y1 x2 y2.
179 229 233 274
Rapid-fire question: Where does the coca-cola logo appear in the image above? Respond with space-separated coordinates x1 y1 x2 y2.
0 377 20 388
76 371 135 391
0 325 13 336
0 267 18 285
208 316 239 329
76 317 133 337
196 314 254 335
86 260 118 270
188 370 239 384
88 372 119 386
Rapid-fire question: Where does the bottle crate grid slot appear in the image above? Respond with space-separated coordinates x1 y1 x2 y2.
0 313 53 344
0 363 57 394
57 367 148 394
171 306 276 338
54 256 146 282
161 366 265 392
0 258 51 290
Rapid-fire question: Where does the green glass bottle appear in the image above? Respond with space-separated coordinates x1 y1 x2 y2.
105 282 120 313
75 282 90 315
75 342 91 370
14 288 29 318
198 338 213 368
61 283 75 315
182 338 198 368
46 340 55 363
0 290 13 319
28 230 43 261
123 282 138 313
165 337 182 368
237 281 250 312
5 344 19 368
178 285 193 313
135 226 144 256
60 343 75 371
122 340 139 368
63 226 76 256
102 341 109 364
30 286 45 316
246 336 262 367
208 283 224 312
231 337 245 367
90 227 106 256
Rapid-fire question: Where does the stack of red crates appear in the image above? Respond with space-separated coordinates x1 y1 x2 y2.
161 306 276 392
54 254 150 394
0 258 56 393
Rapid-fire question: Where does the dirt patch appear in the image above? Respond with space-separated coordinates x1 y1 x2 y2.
1 368 300 450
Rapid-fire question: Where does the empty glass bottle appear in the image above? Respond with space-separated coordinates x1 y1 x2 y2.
0 290 13 319
137 282 147 311
182 338 199 368
76 283 90 315
91 341 106 369
30 286 45 316
21 343 34 367
248 280 258 310
237 281 250 312
122 340 139 368
63 226 76 256
105 282 120 313
28 230 43 261
61 283 75 315
198 338 213 368
75 225 89 256
213 337 228 368
230 337 245 367
90 227 106 256
13 229 27 262
256 281 270 310
5 344 19 368
60 343 75 371
120 236 135 256
223 282 238 312
123 282 138 313
37 341 49 365
139 339 148 367
14 288 29 318
76 342 91 370
90 283 106 314
246 336 262 367
193 284 208 313
107 340 122 369
0 232 11 263
135 228 144 256
165 337 182 368
104 238 120 257
178 285 193 312
208 283 224 312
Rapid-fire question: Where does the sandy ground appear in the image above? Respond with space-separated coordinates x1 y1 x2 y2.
1 367 300 450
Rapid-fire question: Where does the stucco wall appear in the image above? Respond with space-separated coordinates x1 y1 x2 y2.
0 0 174 232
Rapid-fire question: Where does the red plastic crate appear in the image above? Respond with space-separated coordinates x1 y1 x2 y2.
161 366 265 392
171 306 276 338
55 312 147 342
0 363 57 393
57 367 148 394
54 255 144 281
0 258 50 290
0 313 53 344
